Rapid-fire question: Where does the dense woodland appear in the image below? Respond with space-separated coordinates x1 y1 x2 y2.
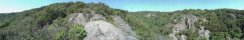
1 2 244 40
125 9 244 40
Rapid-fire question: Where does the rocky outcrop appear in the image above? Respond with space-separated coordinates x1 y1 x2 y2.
84 21 127 40
197 18 210 40
67 13 137 40
169 14 198 40
205 30 210 40
168 14 212 40
89 14 106 21
145 13 156 17
68 13 87 25
198 26 210 40
112 15 138 40
182 14 198 31
180 35 187 40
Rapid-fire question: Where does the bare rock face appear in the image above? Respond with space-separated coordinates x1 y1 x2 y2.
89 14 106 21
169 14 198 40
145 13 156 17
198 27 205 37
169 33 178 40
197 18 210 40
198 26 210 40
68 13 87 25
205 30 210 40
182 14 198 31
83 21 127 40
173 14 198 33
112 15 138 40
180 35 187 40
67 13 137 40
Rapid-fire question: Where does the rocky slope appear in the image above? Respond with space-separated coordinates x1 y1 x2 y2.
68 13 137 40
168 14 210 40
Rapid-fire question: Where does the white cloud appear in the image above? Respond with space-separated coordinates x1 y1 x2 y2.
0 7 24 13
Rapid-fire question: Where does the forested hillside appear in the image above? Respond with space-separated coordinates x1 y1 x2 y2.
125 9 244 40
0 13 16 28
0 2 127 40
1 1 244 40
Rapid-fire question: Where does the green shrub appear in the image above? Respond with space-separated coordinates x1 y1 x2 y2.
66 24 86 40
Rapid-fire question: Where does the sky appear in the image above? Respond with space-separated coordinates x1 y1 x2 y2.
0 0 244 13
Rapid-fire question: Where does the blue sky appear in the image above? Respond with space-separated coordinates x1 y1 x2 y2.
0 0 244 13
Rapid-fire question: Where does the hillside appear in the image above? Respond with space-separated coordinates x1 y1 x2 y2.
0 2 129 40
126 9 244 40
1 2 244 40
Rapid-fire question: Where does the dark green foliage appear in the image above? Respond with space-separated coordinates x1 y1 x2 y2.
0 13 16 28
125 12 174 40
210 32 228 40
66 24 86 40
180 30 198 40
200 9 244 39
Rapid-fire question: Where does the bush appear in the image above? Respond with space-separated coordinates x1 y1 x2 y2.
66 24 86 40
